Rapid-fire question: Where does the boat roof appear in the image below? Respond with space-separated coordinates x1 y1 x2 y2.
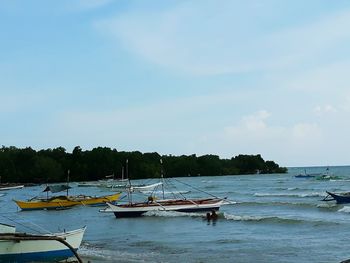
43 184 71 193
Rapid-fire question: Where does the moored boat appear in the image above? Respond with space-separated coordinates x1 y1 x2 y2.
13 184 121 210
0 184 24 191
103 197 226 218
0 223 85 262
322 191 350 204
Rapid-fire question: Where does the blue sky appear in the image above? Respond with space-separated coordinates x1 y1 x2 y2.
1 0 350 167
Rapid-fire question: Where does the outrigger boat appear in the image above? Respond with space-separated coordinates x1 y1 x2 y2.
322 191 350 204
101 159 227 218
13 184 121 210
0 223 85 262
104 197 226 218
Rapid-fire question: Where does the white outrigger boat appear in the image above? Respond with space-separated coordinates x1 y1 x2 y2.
100 158 229 218
104 197 226 218
0 223 85 262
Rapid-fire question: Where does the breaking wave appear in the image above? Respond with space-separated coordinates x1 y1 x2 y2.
223 213 334 225
338 206 350 213
79 242 158 263
254 192 326 198
235 201 315 208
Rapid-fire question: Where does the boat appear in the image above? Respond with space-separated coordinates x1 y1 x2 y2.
322 191 350 204
0 223 85 262
0 184 24 191
294 174 316 178
103 197 226 218
13 184 121 210
103 181 163 192
314 167 342 180
294 169 319 178
100 159 227 218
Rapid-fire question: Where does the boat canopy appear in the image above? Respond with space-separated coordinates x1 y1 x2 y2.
43 185 71 193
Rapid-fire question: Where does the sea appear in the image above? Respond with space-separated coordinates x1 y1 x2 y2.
2 165 350 263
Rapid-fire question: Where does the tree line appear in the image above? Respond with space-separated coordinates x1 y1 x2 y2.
0 146 287 183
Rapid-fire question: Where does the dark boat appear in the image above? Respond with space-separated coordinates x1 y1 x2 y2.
295 174 316 178
322 191 350 204
294 169 320 178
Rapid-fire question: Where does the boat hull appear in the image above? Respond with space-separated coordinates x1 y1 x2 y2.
0 227 85 262
106 198 224 218
0 185 24 191
14 193 121 210
325 191 350 204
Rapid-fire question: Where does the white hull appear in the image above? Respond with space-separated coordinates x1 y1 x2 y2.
0 225 86 262
131 182 163 192
0 185 24 191
104 198 225 217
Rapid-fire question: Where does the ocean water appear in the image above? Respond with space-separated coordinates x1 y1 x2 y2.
2 165 350 263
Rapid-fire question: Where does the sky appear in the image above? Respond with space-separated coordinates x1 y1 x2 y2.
1 0 350 167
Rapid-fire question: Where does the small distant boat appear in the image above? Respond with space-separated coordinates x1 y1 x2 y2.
13 184 121 210
295 174 316 178
294 169 320 178
0 223 85 262
322 191 350 204
0 184 24 191
315 167 342 180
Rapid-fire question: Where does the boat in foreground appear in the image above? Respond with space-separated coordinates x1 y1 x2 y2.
0 223 85 262
103 198 226 218
322 191 350 204
13 184 121 210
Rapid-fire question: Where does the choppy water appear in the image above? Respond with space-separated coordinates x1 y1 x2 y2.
2 166 350 263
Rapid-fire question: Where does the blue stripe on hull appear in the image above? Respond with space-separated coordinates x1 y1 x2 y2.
0 249 75 262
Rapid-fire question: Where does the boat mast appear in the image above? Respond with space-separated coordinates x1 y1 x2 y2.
160 159 165 199
126 159 132 204
66 170 70 196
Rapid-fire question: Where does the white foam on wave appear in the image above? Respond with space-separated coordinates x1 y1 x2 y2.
144 210 204 218
338 206 350 213
79 243 157 262
317 203 337 208
224 213 267 221
254 192 326 198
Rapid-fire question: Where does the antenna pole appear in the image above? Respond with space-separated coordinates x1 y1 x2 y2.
67 170 70 196
160 159 165 199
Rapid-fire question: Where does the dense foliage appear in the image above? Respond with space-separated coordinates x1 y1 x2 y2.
0 146 287 183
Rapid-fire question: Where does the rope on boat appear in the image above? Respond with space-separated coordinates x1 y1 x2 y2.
171 178 236 204
0 215 49 235
172 178 221 198
0 234 83 263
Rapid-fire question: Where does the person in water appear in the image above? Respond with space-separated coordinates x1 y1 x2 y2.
211 210 218 220
206 210 218 221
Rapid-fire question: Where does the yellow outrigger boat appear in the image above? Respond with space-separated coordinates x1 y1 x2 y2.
13 184 121 211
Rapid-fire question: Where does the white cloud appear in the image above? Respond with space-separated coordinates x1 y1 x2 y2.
313 105 338 115
95 3 350 75
291 123 321 140
206 111 325 166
